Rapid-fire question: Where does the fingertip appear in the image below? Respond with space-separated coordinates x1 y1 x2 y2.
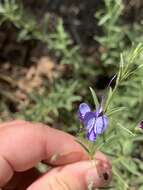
94 151 112 169
27 159 112 190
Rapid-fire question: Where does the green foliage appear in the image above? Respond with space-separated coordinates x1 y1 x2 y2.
97 38 143 190
18 80 81 123
95 0 143 69
95 0 125 66
83 43 143 189
0 0 143 189
0 0 40 40
89 87 99 108
0 1 83 69
95 0 143 187
47 20 83 68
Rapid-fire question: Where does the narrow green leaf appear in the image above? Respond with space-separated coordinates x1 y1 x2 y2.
133 135 143 142
89 87 99 108
107 107 126 116
120 158 139 176
129 43 143 63
116 69 121 86
117 123 136 136
98 14 110 26
113 167 129 189
120 53 124 75
138 64 143 69
104 87 113 112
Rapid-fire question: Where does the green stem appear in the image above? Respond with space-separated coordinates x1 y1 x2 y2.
89 142 96 158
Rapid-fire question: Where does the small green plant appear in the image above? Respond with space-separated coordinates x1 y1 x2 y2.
77 44 143 189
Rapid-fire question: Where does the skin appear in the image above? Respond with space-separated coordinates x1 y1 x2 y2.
0 120 112 190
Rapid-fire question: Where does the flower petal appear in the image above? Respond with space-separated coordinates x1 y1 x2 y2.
95 106 103 117
83 112 96 130
95 115 108 134
87 128 96 141
78 103 91 120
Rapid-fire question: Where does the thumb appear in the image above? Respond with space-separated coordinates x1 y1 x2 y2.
27 159 112 190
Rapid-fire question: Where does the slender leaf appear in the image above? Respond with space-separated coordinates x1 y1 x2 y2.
89 87 99 108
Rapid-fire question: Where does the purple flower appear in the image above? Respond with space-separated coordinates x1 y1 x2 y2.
139 120 143 129
78 103 108 141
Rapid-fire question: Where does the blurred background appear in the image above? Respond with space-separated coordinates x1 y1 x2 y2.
0 0 143 189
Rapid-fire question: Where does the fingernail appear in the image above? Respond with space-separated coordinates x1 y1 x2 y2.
50 151 88 164
59 151 88 160
50 153 60 162
86 160 111 189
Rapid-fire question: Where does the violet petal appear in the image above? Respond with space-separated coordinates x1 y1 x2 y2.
83 112 96 130
95 115 108 134
87 128 96 141
78 103 91 120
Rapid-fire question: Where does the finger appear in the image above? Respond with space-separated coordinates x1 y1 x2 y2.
3 152 111 190
0 120 26 128
0 120 88 186
27 159 112 190
94 151 112 168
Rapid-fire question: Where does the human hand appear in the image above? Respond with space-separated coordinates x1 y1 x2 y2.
0 120 112 190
